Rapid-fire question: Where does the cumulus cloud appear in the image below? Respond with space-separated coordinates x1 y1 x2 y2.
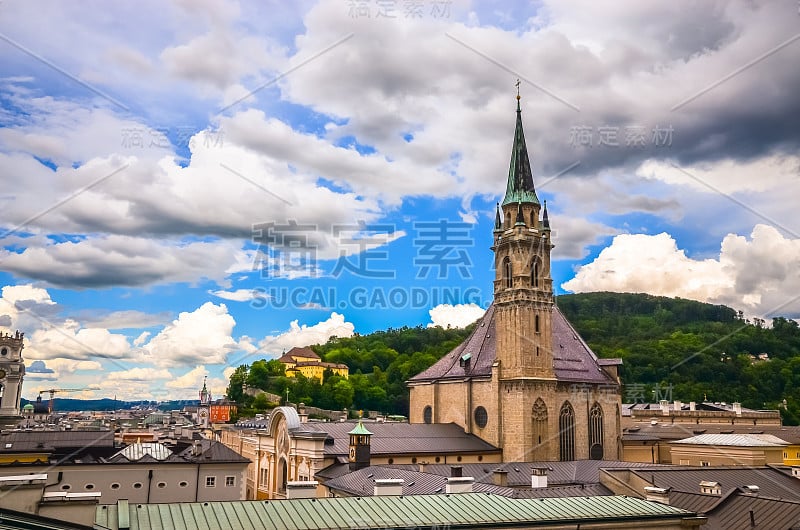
258 312 355 355
140 302 239 367
563 224 800 317
26 321 132 361
107 367 171 381
428 303 485 328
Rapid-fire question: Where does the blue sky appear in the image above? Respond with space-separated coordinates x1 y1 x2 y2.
1 1 799 400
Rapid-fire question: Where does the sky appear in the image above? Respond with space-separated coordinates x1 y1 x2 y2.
0 0 799 401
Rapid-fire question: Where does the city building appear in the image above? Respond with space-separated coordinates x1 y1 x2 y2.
408 94 622 462
219 406 501 499
279 346 349 381
668 433 789 466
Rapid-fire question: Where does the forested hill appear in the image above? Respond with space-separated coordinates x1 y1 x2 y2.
557 292 800 424
227 292 800 424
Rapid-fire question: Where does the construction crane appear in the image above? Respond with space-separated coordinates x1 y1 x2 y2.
38 388 88 414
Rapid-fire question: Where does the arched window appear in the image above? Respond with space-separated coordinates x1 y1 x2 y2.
532 398 548 448
589 403 604 460
530 211 536 227
531 259 540 288
534 314 540 333
474 406 488 428
502 257 512 288
505 212 511 229
423 405 432 424
559 401 575 461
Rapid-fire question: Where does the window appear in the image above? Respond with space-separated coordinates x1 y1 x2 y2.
61 484 71 490
532 260 539 288
474 406 488 428
157 482 167 489
589 403 604 460
423 405 432 424
206 476 216 487
559 402 575 461
110 483 120 490
179 481 188 488
225 476 235 487
435 456 441 463
701 461 710 467
532 398 548 452
85 484 95 490
0 348 6 356
534 314 540 333
260 468 268 486
503 257 512 288
133 483 142 489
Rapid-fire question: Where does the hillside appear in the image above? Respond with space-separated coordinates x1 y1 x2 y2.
226 292 800 424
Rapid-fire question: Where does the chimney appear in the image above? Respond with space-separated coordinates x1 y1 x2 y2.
531 467 548 489
298 403 308 423
373 478 403 496
493 469 508 487
674 400 682 411
286 480 319 499
450 466 463 478
659 400 670 415
644 486 670 505
733 402 742 416
689 401 696 411
446 476 474 494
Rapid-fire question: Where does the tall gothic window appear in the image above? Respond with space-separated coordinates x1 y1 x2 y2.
589 402 604 460
559 401 575 461
532 398 548 447
503 257 512 288
531 259 540 287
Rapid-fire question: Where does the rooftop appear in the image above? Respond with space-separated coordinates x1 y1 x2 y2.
94 494 697 530
671 433 789 447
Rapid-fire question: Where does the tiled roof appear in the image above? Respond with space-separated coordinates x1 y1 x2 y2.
95 494 696 530
299 422 500 457
285 346 320 359
408 304 617 384
671 433 789 447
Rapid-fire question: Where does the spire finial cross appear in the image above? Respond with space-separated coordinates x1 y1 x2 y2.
515 79 521 100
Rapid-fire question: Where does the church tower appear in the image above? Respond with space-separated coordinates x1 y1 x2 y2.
407 88 622 463
0 330 26 420
198 376 211 428
492 89 554 381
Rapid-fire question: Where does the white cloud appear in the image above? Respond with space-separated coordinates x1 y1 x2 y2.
258 312 354 355
26 321 132 361
563 224 800 317
428 303 485 328
209 288 261 302
107 367 171 381
141 302 239 367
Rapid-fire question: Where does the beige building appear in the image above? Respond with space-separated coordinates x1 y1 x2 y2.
407 96 622 463
279 346 349 382
220 406 502 499
668 433 788 466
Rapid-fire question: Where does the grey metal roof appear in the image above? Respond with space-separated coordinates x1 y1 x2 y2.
623 424 800 444
408 304 617 384
0 430 114 453
321 464 614 499
703 492 800 530
94 494 696 530
384 460 673 486
0 508 92 530
298 422 500 456
630 466 800 501
671 433 789 447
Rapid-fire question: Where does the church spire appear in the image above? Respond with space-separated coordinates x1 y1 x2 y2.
502 81 539 207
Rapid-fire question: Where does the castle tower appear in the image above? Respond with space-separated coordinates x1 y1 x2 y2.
0 330 26 419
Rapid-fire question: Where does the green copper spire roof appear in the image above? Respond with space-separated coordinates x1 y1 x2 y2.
502 91 540 206
348 418 372 436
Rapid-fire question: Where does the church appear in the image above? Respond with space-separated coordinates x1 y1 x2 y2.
408 92 623 462
0 330 25 427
